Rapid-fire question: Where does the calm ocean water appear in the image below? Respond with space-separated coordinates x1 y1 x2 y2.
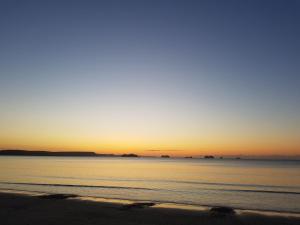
0 156 299 213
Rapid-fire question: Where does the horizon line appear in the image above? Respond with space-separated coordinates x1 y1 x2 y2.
1 149 300 159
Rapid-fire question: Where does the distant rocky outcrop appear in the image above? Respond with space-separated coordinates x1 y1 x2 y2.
204 155 214 159
161 155 170 158
121 154 139 157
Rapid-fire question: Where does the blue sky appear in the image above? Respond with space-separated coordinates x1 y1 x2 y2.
0 0 299 155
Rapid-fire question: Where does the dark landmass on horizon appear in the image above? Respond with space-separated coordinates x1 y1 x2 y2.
0 150 299 160
121 153 139 157
0 150 115 157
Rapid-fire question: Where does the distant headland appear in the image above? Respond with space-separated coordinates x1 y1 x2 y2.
0 150 115 157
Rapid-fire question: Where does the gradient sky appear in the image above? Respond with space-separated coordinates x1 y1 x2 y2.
0 0 299 156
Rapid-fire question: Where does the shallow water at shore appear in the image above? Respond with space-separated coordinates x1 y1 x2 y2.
0 156 299 213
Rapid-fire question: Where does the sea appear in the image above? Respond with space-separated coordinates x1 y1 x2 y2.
0 156 299 214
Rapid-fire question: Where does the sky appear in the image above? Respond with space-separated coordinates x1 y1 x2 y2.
0 0 299 156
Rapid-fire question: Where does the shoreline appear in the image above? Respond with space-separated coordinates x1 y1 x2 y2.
1 188 300 219
1 192 300 225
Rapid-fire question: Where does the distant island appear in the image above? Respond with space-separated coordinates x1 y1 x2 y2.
161 155 170 158
121 153 139 157
204 155 215 159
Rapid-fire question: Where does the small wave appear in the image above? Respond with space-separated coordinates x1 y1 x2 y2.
23 175 300 190
0 181 156 191
1 181 300 195
223 189 300 195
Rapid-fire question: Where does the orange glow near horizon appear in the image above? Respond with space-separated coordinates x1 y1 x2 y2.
1 133 299 157
1 81 299 157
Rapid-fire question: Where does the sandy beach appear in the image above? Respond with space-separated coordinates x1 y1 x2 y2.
1 192 299 225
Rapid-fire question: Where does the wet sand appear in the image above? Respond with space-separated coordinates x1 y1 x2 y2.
1 192 299 225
